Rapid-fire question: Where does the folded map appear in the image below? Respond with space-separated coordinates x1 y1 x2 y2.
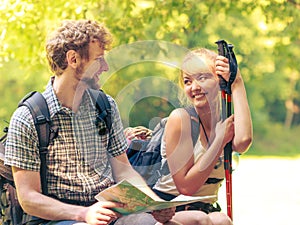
95 179 216 215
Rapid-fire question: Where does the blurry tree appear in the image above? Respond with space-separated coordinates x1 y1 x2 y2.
0 0 299 136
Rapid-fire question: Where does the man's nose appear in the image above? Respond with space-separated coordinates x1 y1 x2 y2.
102 59 109 72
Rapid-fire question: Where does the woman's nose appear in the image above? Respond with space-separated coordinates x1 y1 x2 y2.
191 80 201 91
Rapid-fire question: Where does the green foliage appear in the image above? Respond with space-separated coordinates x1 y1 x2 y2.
249 121 300 157
0 0 300 155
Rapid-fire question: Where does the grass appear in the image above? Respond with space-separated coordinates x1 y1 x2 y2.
247 123 300 158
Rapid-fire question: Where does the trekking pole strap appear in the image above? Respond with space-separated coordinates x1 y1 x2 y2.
215 40 238 95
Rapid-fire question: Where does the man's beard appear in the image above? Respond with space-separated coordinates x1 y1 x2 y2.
76 65 99 90
81 77 99 90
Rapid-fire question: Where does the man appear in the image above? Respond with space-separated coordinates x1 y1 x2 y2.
5 19 174 225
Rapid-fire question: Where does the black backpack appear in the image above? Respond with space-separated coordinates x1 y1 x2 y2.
126 106 200 188
0 89 111 225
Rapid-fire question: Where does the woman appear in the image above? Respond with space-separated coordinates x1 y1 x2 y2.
152 48 253 225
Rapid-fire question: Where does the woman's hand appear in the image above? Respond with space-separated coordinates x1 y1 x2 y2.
215 114 235 146
124 126 152 140
152 207 176 224
216 55 243 89
215 55 230 82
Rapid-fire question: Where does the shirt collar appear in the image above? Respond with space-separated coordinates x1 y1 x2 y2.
42 77 96 117
42 77 64 117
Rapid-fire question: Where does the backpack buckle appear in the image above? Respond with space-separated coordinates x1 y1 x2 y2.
39 147 48 154
36 115 50 125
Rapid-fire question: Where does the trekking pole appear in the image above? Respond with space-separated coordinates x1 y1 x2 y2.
215 39 238 221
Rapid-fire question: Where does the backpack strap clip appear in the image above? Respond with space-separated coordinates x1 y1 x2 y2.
36 115 51 125
88 89 112 135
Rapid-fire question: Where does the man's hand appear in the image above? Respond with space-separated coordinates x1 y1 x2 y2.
84 201 124 225
152 207 176 224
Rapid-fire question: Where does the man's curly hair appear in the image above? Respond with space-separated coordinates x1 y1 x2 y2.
46 20 113 76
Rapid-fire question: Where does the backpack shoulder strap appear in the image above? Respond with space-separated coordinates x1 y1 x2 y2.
88 89 112 134
184 106 200 146
18 91 50 195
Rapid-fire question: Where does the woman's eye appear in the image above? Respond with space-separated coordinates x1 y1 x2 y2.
184 79 191 85
200 76 207 81
197 74 211 81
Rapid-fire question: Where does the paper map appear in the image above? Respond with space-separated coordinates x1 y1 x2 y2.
95 179 215 215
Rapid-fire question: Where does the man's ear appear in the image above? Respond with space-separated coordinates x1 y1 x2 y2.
66 50 79 69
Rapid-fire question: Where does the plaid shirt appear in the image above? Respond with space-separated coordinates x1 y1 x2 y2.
5 78 127 203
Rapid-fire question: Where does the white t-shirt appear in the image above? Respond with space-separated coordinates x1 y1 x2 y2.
153 137 225 204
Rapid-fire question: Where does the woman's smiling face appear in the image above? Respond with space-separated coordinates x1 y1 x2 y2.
182 72 219 108
181 51 219 108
